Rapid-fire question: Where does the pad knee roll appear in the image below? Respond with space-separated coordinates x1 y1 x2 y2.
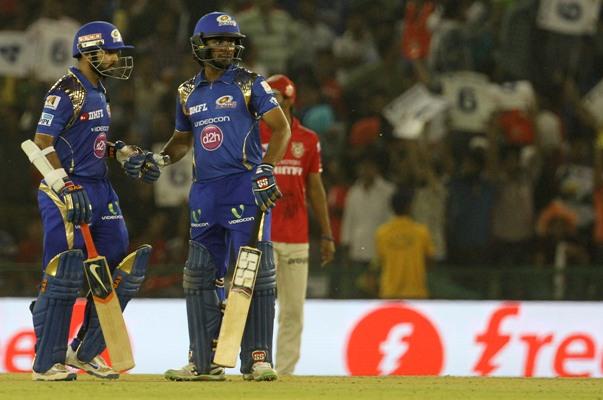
184 241 221 373
32 250 84 373
240 241 276 373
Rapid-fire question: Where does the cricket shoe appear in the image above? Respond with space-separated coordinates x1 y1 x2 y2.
65 346 119 379
243 362 278 381
164 363 225 381
32 363 77 381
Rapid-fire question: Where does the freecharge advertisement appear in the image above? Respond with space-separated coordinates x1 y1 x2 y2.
1 299 603 377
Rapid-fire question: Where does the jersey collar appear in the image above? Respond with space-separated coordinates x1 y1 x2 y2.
194 64 237 87
69 66 106 94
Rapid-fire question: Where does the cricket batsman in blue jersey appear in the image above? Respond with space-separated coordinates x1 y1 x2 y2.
23 21 159 381
144 11 290 381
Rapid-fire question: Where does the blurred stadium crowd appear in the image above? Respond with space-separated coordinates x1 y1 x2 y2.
2 0 603 300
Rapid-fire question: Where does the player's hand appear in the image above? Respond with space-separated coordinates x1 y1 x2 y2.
320 236 336 266
122 152 146 180
139 152 161 183
56 179 92 225
251 163 282 211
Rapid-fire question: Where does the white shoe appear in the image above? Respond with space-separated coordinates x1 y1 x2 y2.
164 363 225 381
243 362 278 381
65 346 119 379
32 363 77 381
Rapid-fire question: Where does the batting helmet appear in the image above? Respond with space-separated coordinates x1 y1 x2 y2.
72 21 134 80
190 12 245 69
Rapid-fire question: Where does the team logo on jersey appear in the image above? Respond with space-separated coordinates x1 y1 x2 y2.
38 112 54 126
216 95 237 109
93 133 107 159
44 95 61 110
200 124 223 151
291 142 305 159
217 15 237 27
111 29 123 43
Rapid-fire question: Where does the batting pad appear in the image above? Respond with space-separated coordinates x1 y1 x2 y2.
240 241 276 373
32 250 84 373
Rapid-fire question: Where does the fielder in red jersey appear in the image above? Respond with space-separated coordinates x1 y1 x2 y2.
260 74 335 375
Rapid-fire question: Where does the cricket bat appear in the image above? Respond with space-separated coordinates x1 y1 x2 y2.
80 223 135 372
213 209 266 367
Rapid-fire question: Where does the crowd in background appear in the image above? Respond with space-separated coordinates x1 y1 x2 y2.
2 0 603 300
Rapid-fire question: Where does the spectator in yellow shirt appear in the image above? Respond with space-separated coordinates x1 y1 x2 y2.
375 188 435 299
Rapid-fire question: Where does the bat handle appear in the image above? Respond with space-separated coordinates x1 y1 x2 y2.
80 224 99 258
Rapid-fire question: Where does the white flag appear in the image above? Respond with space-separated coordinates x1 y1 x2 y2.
490 81 536 112
153 144 192 207
0 31 32 77
440 71 495 133
383 83 449 139
537 0 601 35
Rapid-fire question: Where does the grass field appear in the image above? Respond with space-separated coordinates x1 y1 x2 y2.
1 374 602 400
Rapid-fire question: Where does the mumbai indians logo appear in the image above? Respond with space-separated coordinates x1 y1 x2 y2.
111 28 124 43
217 15 237 27
231 204 244 219
216 95 237 109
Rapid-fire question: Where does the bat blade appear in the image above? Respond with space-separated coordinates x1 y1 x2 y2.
213 245 262 367
83 254 135 372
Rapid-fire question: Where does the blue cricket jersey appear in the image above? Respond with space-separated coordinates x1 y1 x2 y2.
35 67 112 179
174 65 279 182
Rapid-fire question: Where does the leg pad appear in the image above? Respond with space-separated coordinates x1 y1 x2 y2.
32 250 84 373
240 241 276 373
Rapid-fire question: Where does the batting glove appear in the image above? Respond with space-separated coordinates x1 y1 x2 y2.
251 163 282 211
139 152 161 183
56 178 92 225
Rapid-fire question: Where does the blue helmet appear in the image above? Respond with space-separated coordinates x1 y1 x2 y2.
72 21 134 80
190 12 245 69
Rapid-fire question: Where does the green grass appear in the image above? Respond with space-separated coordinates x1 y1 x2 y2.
1 374 602 400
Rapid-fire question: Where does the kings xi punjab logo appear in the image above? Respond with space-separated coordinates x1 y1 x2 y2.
345 304 444 376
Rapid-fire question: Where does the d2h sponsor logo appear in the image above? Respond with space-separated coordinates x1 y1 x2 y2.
345 303 444 376
94 133 107 158
200 125 223 151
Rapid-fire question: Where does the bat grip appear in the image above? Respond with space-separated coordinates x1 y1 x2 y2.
80 224 99 258
248 209 265 248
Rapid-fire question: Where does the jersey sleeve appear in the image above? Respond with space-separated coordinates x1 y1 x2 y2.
35 91 73 137
251 75 279 117
174 95 192 132
307 135 322 174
